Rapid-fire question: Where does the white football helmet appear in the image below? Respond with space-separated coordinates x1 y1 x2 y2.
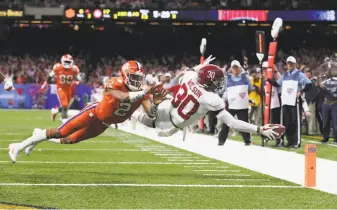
61 54 74 69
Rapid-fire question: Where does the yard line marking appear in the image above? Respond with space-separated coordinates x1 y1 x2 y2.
203 174 251 177
305 140 337 147
154 154 192 156
0 148 141 152
183 166 229 168
152 153 191 156
214 179 267 181
168 159 209 162
0 140 120 143
0 161 218 165
137 145 167 147
142 150 179 152
194 170 240 172
0 183 303 188
166 157 200 159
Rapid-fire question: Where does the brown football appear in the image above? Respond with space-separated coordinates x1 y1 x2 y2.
268 124 286 138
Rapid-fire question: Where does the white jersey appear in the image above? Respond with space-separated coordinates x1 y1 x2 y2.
155 71 224 136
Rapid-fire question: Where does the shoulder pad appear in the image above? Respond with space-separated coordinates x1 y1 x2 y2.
73 65 80 73
53 63 62 71
106 77 123 90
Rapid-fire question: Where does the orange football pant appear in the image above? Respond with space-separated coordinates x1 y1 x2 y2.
58 102 108 143
57 88 72 108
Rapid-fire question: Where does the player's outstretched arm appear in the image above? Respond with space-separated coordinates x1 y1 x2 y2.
141 89 169 118
40 71 55 91
109 83 164 103
216 109 278 139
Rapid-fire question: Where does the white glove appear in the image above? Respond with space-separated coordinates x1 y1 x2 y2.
193 55 216 73
200 38 207 55
4 77 14 91
259 124 279 140
271 17 283 39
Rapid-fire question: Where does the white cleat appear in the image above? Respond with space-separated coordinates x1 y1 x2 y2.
25 144 35 156
33 128 43 136
51 108 59 121
8 143 21 163
26 128 43 156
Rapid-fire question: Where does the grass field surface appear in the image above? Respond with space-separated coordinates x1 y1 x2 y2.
0 110 337 209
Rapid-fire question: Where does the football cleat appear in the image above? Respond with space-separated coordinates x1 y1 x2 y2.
26 128 43 156
8 143 21 163
51 107 59 121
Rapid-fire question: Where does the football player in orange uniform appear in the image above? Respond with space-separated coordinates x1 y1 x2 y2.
41 54 81 121
8 60 167 163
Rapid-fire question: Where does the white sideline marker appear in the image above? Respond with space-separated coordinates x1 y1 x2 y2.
0 160 218 165
0 183 303 188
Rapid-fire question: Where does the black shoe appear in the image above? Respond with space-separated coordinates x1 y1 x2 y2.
218 142 225 146
320 139 329 143
245 141 251 146
290 144 300 149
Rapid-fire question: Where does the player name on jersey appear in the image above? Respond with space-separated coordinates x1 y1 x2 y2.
187 79 203 98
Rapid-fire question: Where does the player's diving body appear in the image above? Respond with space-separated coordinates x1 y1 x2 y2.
132 57 279 140
8 61 167 163
40 54 81 121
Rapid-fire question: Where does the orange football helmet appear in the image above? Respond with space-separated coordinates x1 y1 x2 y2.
120 60 145 91
61 54 74 69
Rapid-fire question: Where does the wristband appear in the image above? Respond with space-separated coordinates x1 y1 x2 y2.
148 103 158 118
129 90 146 102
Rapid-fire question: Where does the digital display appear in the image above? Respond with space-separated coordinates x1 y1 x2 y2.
218 10 267 21
268 10 336 22
63 9 337 22
0 9 23 17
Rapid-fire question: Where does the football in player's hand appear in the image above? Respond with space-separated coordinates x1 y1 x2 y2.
267 124 285 138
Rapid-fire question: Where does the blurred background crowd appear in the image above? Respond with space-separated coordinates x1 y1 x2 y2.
2 0 337 9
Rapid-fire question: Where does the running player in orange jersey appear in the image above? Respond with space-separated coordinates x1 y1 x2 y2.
41 54 81 121
8 60 167 163
50 80 79 121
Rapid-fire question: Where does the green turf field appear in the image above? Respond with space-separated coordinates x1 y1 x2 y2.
1 110 337 209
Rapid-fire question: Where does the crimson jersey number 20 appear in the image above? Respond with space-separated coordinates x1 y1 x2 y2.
171 83 200 120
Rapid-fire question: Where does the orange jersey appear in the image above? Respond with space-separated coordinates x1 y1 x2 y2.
52 63 80 91
94 77 149 125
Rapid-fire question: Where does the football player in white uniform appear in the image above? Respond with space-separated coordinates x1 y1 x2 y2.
132 57 279 140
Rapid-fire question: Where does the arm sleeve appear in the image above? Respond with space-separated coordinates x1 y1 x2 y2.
267 78 280 87
299 72 312 86
216 109 258 133
276 74 284 86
